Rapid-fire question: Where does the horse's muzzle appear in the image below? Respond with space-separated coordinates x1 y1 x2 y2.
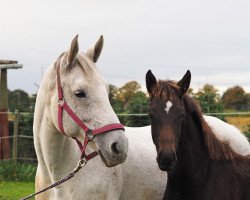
97 131 128 167
157 152 177 171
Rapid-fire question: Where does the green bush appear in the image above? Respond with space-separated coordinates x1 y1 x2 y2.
8 113 37 160
244 124 250 141
245 132 250 141
0 161 36 182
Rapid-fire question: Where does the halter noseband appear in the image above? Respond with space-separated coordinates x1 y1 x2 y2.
56 60 124 161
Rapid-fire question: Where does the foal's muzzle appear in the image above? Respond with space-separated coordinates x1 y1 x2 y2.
157 152 177 171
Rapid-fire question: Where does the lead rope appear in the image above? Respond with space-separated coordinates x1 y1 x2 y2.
19 158 87 200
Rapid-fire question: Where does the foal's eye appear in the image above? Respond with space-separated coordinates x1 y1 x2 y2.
74 90 86 98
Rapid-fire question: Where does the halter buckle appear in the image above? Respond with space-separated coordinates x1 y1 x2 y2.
86 129 95 141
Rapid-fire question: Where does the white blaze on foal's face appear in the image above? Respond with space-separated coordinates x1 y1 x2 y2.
165 101 173 114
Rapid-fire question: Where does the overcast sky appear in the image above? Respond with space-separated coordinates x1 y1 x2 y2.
1 0 249 95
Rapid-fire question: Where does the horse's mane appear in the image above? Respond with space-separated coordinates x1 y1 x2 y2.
152 80 240 161
56 52 106 85
183 95 240 161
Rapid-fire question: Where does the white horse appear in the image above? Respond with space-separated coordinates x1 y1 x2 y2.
33 35 250 200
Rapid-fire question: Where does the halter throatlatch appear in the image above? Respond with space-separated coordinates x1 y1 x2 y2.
56 60 124 160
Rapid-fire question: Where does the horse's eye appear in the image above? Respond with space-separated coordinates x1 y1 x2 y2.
74 90 86 98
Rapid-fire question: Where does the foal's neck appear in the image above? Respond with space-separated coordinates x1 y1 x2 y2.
173 110 210 190
182 114 208 161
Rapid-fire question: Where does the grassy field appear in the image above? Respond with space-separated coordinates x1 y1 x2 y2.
0 182 35 200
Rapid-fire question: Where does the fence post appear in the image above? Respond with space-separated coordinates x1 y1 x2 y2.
13 110 19 164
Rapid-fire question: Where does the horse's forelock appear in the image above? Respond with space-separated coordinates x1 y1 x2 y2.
56 52 105 85
77 53 106 85
152 80 179 100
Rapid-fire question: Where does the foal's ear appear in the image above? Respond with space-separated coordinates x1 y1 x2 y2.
146 70 157 94
177 70 191 95
86 35 104 63
66 35 79 67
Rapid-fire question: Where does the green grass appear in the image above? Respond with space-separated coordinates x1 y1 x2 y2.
0 182 35 200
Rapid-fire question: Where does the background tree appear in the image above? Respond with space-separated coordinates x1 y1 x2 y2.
7 89 36 161
125 91 150 127
116 81 141 109
108 82 150 126
8 89 31 112
29 93 36 112
187 88 194 95
194 84 222 113
247 93 250 110
221 86 248 111
17 114 35 159
108 84 123 113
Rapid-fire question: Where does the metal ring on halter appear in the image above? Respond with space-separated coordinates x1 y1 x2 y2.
58 98 65 107
86 129 95 141
73 158 87 173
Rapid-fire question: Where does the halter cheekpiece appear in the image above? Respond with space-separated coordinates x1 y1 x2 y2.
56 60 124 161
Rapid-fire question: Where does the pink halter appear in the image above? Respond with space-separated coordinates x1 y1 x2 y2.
56 60 124 161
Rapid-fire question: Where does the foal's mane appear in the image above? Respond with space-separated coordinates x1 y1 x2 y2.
183 94 240 161
152 80 239 161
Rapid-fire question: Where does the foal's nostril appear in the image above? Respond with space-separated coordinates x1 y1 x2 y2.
111 142 120 155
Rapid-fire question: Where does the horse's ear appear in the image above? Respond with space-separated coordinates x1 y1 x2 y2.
86 35 104 63
146 70 157 94
177 70 191 95
66 35 79 67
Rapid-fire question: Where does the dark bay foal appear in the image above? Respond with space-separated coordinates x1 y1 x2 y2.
146 70 250 200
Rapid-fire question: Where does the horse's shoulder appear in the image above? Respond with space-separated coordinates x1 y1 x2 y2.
124 126 153 145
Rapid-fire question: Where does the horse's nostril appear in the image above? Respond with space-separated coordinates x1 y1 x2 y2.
111 142 120 155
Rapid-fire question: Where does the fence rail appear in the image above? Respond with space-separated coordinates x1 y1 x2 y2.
0 135 33 139
0 111 249 163
117 112 250 116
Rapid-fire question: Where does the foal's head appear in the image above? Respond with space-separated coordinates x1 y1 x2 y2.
146 70 191 171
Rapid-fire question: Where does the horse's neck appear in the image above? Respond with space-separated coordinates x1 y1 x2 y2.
40 118 78 179
174 112 210 190
181 113 207 157
34 67 79 182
